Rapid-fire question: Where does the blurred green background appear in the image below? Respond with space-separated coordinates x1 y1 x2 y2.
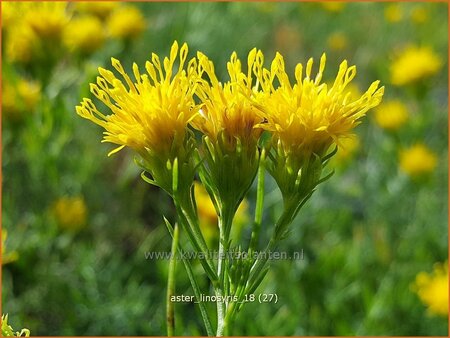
2 1 448 336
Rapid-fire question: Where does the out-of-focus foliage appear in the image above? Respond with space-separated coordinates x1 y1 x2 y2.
2 1 447 335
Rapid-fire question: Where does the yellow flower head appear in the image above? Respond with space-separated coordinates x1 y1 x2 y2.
400 144 437 177
52 196 88 232
256 53 384 159
390 47 442 86
64 16 105 54
413 262 448 316
192 49 265 150
384 3 403 23
107 6 146 39
75 1 119 19
2 77 41 122
76 41 197 158
374 100 409 130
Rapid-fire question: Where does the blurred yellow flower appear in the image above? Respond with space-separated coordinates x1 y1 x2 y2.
53 196 88 232
413 262 448 316
411 6 429 24
334 135 360 163
391 47 442 86
77 41 196 157
2 78 41 121
384 3 403 23
107 6 146 39
64 16 105 54
4 2 69 63
2 230 19 265
327 32 348 51
192 49 264 150
256 53 384 159
6 24 40 64
23 2 69 39
255 2 276 14
1 2 18 29
374 100 408 130
195 181 218 227
75 1 119 19
320 2 345 12
400 144 437 177
194 181 249 241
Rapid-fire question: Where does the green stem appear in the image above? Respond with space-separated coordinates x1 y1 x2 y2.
248 149 266 254
216 203 235 336
174 196 219 285
215 238 225 337
164 219 215 336
245 203 296 295
170 157 218 285
166 224 179 336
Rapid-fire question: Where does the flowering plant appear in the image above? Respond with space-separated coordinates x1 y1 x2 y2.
77 41 384 336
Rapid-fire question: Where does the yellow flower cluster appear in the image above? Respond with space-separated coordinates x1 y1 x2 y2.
3 2 67 62
77 42 383 199
3 1 146 60
383 3 430 25
400 144 437 177
75 2 145 39
413 262 448 316
390 47 442 86
374 100 409 131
